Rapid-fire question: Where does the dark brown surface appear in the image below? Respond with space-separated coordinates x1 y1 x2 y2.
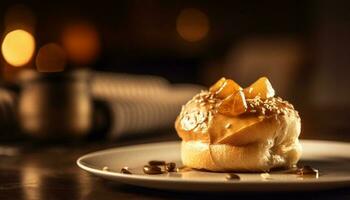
1 129 350 200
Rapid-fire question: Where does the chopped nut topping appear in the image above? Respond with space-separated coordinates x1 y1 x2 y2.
246 95 296 116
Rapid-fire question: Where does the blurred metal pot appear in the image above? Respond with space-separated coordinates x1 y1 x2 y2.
17 70 92 139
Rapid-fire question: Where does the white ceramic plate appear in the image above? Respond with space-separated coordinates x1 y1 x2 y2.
77 140 350 191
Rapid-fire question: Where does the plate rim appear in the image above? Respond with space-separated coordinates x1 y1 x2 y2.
77 139 350 185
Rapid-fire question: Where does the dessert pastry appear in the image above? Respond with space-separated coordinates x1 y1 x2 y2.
175 77 301 172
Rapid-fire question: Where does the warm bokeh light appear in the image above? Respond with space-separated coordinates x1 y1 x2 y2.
1 29 35 67
62 22 100 65
36 43 66 72
176 8 210 42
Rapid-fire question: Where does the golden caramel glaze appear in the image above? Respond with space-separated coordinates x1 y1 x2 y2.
243 77 275 99
175 90 299 145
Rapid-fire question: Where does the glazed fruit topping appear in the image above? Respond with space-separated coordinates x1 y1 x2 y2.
218 90 247 116
210 78 242 99
209 77 275 116
243 77 275 99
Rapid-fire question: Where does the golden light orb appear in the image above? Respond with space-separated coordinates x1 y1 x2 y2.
176 8 210 42
62 22 100 65
1 29 35 67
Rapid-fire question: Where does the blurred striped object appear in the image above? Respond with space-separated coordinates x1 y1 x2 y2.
91 72 203 139
0 71 203 140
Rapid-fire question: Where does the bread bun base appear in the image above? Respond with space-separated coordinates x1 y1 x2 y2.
181 140 302 172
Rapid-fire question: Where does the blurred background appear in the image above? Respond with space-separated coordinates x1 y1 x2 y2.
0 0 349 142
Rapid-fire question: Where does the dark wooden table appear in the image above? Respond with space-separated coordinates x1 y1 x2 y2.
1 127 350 200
